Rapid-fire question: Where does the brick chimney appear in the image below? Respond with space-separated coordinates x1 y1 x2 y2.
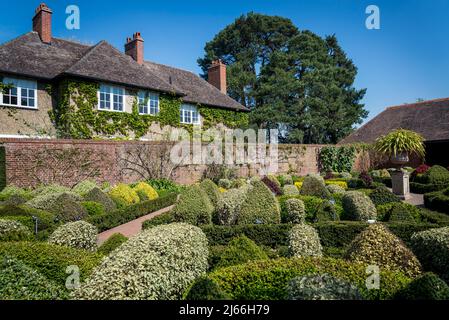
125 32 144 65
33 3 52 44
208 59 227 94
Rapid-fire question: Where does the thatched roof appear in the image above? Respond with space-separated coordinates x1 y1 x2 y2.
0 32 247 111
340 98 449 144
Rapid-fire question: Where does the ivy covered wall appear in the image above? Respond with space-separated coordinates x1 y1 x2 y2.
50 79 249 140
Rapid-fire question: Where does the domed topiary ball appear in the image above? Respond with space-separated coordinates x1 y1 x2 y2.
285 198 306 224
300 175 331 199
48 221 98 251
288 224 323 258
394 272 449 300
342 191 377 221
345 223 422 277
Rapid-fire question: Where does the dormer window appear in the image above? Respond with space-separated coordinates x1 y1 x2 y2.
138 91 159 115
180 104 200 124
98 84 124 112
1 77 37 109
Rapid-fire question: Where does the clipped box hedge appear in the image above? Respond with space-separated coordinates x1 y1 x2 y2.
424 188 449 214
411 182 447 194
87 192 178 232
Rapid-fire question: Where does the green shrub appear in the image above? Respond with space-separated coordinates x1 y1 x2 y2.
0 219 33 241
283 185 299 196
423 165 449 185
326 184 345 194
237 180 280 225
133 182 159 201
230 178 247 189
73 223 209 300
278 174 293 186
377 202 421 222
0 242 103 286
108 183 140 208
0 194 28 206
369 186 401 206
200 179 221 208
83 187 117 213
72 180 98 196
300 175 330 199
32 184 71 197
394 272 449 300
279 195 325 222
172 185 213 226
0 186 32 202
420 208 449 226
88 193 178 232
81 201 105 217
214 235 268 269
285 198 305 224
25 192 87 222
345 223 422 277
424 187 449 214
289 224 322 258
183 276 230 300
0 256 68 300
410 182 446 194
218 179 231 189
192 257 410 300
411 227 449 282
97 233 128 255
147 178 180 193
216 186 249 225
0 205 58 236
49 221 98 251
342 191 377 221
286 274 362 300
142 211 175 229
314 200 340 223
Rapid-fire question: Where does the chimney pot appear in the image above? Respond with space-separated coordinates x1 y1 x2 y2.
208 59 227 94
125 32 144 65
33 3 53 44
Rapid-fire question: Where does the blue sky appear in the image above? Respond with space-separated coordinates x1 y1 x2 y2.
1 0 448 124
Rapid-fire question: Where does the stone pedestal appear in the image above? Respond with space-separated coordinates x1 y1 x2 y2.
390 170 411 200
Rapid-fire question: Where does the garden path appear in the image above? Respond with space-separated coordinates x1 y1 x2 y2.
97 205 174 245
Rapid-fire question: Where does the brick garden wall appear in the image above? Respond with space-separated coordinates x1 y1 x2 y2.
0 138 327 188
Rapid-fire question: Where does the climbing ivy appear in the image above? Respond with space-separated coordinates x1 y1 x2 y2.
50 79 249 139
319 145 356 173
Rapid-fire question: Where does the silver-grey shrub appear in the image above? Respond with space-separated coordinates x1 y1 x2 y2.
72 223 209 300
283 185 300 196
288 224 323 258
326 184 345 194
285 198 305 224
216 185 249 225
48 221 98 251
342 191 377 221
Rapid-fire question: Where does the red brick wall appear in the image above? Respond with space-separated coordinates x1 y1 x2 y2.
0 138 327 188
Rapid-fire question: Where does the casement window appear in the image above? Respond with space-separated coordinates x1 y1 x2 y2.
138 91 159 115
0 77 37 109
180 104 200 124
98 84 125 112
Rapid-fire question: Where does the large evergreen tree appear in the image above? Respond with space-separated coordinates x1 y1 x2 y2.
198 13 367 144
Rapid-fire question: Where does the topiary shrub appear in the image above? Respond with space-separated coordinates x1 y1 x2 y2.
345 223 422 277
377 202 421 222
72 180 98 196
0 205 58 237
411 227 449 282
184 276 230 300
25 192 87 222
32 184 71 197
424 187 449 214
191 257 411 300
369 186 401 206
48 221 98 251
300 175 331 199
394 272 449 300
108 183 140 208
216 186 249 225
342 191 377 221
286 274 363 300
97 233 128 255
262 176 283 196
133 182 159 202
0 219 33 241
214 235 268 269
285 198 306 224
278 174 293 186
288 224 323 258
423 165 449 185
0 256 68 300
83 187 116 213
325 180 348 190
313 200 340 223
218 179 231 189
81 201 105 217
237 180 280 225
283 184 299 196
326 184 345 194
230 178 247 189
72 223 209 300
0 186 32 202
199 179 221 208
172 185 214 226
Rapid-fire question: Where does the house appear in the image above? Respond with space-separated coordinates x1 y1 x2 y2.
0 3 249 140
340 97 449 167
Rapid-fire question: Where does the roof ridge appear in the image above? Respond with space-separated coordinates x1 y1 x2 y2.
63 41 105 74
51 36 92 48
386 97 449 110
145 60 199 77
0 31 36 49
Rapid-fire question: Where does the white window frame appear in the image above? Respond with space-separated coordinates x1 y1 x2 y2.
0 77 38 110
138 91 159 115
180 104 200 125
97 84 125 112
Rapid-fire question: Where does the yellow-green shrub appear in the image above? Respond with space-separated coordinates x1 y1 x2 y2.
133 182 158 201
108 184 140 208
325 180 348 190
